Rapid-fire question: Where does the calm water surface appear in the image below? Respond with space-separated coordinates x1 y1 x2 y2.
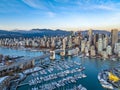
0 47 119 90
0 47 43 57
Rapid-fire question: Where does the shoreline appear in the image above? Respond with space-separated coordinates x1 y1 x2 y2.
0 46 50 52
10 66 43 90
1 46 120 61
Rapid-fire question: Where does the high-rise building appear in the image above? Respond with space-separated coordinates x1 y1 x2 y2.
86 41 90 50
41 39 45 48
62 38 66 49
114 43 120 54
46 41 50 48
103 35 108 49
106 45 112 55
90 45 96 56
111 29 118 47
88 29 92 44
51 39 55 48
94 34 99 48
98 38 103 54
94 34 99 42
85 46 89 56
88 29 92 37
60 38 66 56
118 51 120 57
101 51 108 59
81 40 85 53
68 37 72 48
74 36 80 46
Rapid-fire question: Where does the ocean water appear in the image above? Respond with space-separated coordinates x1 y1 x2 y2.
0 47 43 57
16 56 120 90
0 47 119 90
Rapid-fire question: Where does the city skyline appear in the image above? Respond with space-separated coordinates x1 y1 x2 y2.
0 0 120 31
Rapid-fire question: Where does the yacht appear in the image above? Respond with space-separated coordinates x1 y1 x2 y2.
98 72 114 90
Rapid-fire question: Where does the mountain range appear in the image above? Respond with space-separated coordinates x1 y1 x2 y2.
0 29 119 38
0 29 71 38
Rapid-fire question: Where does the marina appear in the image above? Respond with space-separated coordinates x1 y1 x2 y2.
0 0 120 89
0 47 120 90
18 60 87 90
98 66 120 90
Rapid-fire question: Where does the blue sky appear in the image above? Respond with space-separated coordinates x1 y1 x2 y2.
0 0 120 31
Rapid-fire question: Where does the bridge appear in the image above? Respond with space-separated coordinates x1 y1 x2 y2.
0 49 64 76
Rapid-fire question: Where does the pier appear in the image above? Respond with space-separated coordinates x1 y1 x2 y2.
17 60 86 90
17 83 29 87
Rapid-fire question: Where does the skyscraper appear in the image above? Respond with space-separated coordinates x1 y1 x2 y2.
68 37 72 48
62 38 66 49
111 29 118 47
88 29 92 44
103 35 108 49
81 40 85 53
90 45 96 56
106 45 112 55
98 38 103 54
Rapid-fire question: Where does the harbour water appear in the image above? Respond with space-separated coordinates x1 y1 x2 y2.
0 47 119 90
0 47 43 57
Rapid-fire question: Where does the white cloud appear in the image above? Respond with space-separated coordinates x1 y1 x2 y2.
75 0 118 11
22 0 47 9
47 12 56 18
91 5 115 10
